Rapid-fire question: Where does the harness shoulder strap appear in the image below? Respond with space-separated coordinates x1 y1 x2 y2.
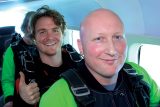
62 44 83 62
10 32 22 46
61 68 95 107
11 37 37 84
123 63 150 107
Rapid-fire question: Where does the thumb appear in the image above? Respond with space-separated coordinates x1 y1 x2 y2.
19 72 26 87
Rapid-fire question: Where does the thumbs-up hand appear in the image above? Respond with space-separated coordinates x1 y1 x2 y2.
3 101 13 107
19 72 40 105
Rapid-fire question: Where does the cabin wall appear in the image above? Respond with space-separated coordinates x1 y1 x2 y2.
126 34 160 63
127 34 160 46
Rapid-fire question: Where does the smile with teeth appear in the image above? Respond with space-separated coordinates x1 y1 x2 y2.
45 42 56 46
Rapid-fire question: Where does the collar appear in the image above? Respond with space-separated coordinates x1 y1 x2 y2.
77 60 126 92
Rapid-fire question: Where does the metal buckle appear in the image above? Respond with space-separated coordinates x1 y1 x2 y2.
123 68 137 75
65 44 83 62
71 85 90 97
20 51 35 73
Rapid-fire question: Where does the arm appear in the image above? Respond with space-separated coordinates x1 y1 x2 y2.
1 46 15 104
127 62 160 106
40 78 77 107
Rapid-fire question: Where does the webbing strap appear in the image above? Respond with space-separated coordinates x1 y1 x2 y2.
123 63 149 106
61 69 95 107
123 63 138 75
62 44 83 62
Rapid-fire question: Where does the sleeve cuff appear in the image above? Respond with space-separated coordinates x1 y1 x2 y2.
5 96 13 104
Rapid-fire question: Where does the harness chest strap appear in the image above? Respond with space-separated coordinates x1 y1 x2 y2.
61 68 95 107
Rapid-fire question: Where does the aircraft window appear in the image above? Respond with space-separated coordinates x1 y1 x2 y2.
0 7 25 36
139 44 160 87
65 29 80 53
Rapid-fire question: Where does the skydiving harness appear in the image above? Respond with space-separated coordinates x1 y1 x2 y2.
61 63 150 107
12 43 82 84
11 33 37 84
62 44 83 63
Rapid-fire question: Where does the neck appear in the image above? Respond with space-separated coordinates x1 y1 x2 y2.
100 74 118 86
86 64 118 86
39 51 62 67
96 74 118 86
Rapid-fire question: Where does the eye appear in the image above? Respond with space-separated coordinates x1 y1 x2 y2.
37 30 47 36
94 36 104 41
40 30 47 34
95 37 101 40
53 28 60 33
113 35 123 40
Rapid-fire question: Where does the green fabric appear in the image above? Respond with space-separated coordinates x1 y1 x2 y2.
1 46 15 100
40 78 77 107
40 62 160 107
126 62 160 106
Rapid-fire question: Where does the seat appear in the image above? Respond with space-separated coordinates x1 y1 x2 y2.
0 26 15 96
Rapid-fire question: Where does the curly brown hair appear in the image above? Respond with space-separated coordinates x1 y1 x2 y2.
30 5 66 38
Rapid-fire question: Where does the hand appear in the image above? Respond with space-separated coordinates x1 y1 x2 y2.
19 72 40 105
3 101 13 107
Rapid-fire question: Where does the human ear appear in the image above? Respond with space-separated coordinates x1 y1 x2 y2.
77 39 83 55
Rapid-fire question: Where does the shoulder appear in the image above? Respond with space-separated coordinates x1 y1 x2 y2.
125 62 149 77
10 33 22 44
125 61 153 83
5 46 12 52
41 79 68 98
4 46 14 58
40 78 77 107
125 62 160 104
3 46 14 63
50 78 70 91
62 44 82 62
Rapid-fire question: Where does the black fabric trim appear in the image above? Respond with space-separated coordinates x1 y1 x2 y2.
137 45 142 65
5 96 13 103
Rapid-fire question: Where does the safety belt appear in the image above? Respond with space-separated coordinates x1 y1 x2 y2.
61 68 95 107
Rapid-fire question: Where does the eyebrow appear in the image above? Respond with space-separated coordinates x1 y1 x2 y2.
36 27 59 32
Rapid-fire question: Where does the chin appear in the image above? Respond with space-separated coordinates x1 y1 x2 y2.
45 51 57 56
109 71 119 77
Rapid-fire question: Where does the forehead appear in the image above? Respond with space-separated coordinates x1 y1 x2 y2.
83 13 123 35
80 9 125 40
35 17 56 28
36 16 54 24
89 10 122 27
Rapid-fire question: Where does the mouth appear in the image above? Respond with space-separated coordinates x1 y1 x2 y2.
106 60 116 65
45 42 56 46
100 58 118 65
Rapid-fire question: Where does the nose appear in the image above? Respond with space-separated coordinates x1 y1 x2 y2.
46 30 54 39
105 40 117 56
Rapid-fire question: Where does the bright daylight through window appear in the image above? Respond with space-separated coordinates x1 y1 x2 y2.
0 6 26 36
67 29 80 53
139 44 160 87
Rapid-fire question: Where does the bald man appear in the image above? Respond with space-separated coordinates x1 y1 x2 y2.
40 8 160 107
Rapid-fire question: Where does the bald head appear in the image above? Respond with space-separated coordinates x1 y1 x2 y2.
80 8 124 40
77 8 127 84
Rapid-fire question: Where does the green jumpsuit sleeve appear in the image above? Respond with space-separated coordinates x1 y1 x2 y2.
127 62 160 106
1 46 15 100
40 78 77 107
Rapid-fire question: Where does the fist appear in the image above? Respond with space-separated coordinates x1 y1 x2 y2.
19 72 40 105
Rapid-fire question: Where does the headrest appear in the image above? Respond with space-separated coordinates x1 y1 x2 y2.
0 26 15 35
